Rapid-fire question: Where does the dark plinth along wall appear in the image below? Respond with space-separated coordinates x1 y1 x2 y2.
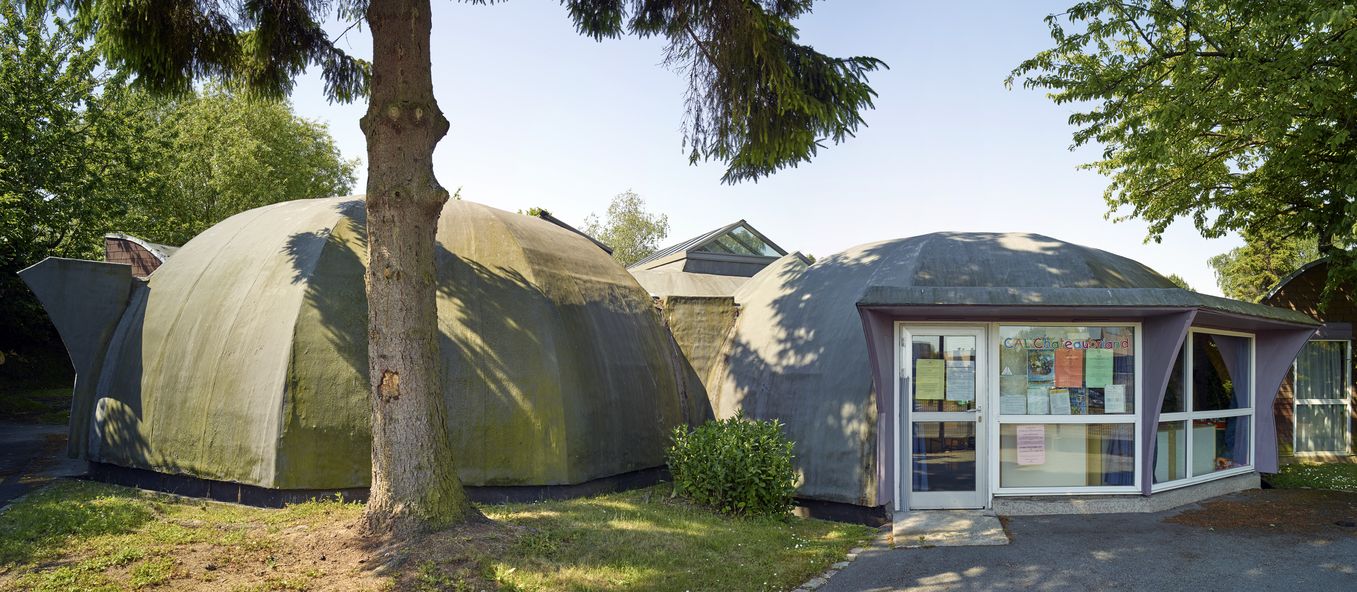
1263 259 1357 460
23 197 700 502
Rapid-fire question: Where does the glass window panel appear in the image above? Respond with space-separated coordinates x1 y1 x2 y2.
911 335 976 412
1295 404 1348 454
1161 347 1185 413
1191 417 1250 475
1296 341 1349 400
999 423 1135 488
727 227 782 257
714 235 754 255
1154 421 1187 483
997 325 1135 415
1192 333 1251 412
697 239 735 254
912 422 976 492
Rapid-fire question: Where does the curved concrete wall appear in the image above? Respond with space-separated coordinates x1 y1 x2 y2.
43 197 686 490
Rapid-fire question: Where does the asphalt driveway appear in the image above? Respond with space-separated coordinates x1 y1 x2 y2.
824 490 1357 592
0 421 78 508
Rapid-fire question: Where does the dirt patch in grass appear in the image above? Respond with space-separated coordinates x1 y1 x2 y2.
1165 489 1357 535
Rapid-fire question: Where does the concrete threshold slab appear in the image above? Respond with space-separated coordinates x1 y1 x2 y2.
892 510 1010 548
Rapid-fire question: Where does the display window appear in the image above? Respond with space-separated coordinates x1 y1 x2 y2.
1154 329 1255 489
995 325 1139 491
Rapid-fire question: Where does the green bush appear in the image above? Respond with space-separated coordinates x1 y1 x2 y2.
666 414 797 517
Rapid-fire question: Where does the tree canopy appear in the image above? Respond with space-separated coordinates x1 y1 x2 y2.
1208 232 1319 302
0 0 356 356
1011 0 1357 293
584 190 671 267
123 86 358 246
1164 273 1192 291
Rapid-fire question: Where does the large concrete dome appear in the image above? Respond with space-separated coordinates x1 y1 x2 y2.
62 197 687 491
709 233 1201 506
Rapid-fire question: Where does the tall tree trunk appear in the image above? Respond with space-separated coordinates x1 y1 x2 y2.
359 0 473 536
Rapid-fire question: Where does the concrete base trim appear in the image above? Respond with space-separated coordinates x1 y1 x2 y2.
992 472 1260 516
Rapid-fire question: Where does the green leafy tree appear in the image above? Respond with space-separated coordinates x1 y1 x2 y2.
584 190 670 266
1010 1 1357 295
70 0 883 534
1165 273 1191 291
0 1 136 352
124 86 358 246
1208 232 1320 302
1 2 355 374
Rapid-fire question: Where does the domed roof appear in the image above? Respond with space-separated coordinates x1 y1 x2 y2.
85 197 688 490
708 232 1312 507
847 232 1178 290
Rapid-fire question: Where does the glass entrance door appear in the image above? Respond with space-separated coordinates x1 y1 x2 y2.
902 326 986 509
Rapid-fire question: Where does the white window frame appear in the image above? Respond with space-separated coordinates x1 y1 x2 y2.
989 322 1143 496
1153 328 1256 493
894 324 989 510
1292 339 1352 456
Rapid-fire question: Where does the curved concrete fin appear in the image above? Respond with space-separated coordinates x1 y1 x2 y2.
18 257 134 455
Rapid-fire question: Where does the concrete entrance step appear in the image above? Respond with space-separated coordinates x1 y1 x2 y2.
891 509 1010 548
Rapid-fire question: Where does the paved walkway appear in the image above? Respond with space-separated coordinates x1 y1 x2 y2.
824 500 1357 591
892 510 1009 548
0 421 83 508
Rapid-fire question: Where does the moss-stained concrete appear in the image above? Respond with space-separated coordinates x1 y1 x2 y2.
658 296 737 428
40 197 685 491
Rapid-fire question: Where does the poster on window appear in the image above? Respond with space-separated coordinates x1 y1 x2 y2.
1049 389 1072 415
1085 348 1113 388
1026 386 1050 415
945 360 976 402
1028 351 1054 383
1054 348 1085 387
1001 393 1028 415
915 359 945 400
1016 425 1046 465
1104 384 1127 413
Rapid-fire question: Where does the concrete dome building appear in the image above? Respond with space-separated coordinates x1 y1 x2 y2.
23 197 695 502
700 232 1316 520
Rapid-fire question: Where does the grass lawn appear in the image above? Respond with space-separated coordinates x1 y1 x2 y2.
0 385 69 424
1265 463 1357 492
0 480 875 591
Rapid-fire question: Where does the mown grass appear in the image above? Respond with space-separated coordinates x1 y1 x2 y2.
479 486 874 591
0 480 368 591
0 480 875 591
1266 463 1357 492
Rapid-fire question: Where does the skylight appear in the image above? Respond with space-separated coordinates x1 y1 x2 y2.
695 226 782 257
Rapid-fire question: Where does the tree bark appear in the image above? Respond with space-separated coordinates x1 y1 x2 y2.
359 0 473 536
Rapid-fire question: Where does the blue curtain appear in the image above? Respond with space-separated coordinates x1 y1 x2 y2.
911 433 929 491
1101 424 1135 486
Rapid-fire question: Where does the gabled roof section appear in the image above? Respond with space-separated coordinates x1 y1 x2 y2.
629 220 795 271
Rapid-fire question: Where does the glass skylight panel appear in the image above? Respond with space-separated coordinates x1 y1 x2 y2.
694 225 783 257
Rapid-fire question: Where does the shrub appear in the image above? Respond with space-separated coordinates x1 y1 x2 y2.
666 414 797 517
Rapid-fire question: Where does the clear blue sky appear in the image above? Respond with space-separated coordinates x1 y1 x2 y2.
288 0 1242 296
